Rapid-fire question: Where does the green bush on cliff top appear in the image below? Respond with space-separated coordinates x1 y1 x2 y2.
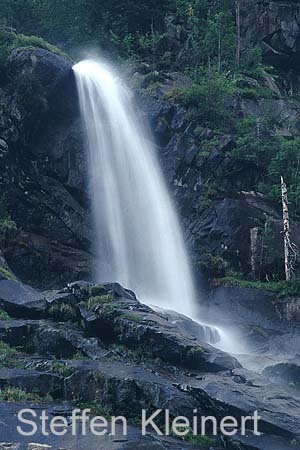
218 277 300 297
0 29 66 68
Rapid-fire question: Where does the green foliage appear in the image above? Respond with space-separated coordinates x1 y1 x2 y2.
0 341 18 364
0 194 17 244
73 351 89 360
231 116 300 220
199 254 229 277
74 400 111 417
0 29 65 69
218 277 300 297
1 0 173 55
183 433 216 447
186 345 204 356
173 69 235 130
110 343 161 365
48 302 78 322
0 267 16 280
51 362 75 378
176 0 236 69
97 303 118 319
0 385 52 402
81 294 114 312
89 284 107 296
263 138 300 219
0 309 11 320
0 341 26 369
122 313 143 322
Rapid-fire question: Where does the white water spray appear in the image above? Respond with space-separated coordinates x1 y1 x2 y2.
72 59 242 357
74 59 196 316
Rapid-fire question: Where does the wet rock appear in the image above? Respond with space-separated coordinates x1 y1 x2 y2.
0 319 107 360
6 48 77 117
0 319 38 350
34 321 108 360
207 286 300 333
188 368 300 438
78 291 241 372
263 361 300 388
0 402 202 449
64 359 202 420
241 1 300 73
190 192 282 275
0 369 63 398
0 280 46 318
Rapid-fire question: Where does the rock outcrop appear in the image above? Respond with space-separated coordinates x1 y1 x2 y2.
0 275 298 449
0 48 92 288
1 44 300 287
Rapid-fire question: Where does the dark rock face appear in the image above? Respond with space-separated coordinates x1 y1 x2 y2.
263 360 300 387
137 87 300 281
203 285 300 362
0 403 201 450
1 45 300 288
0 49 92 289
0 280 46 318
241 1 300 73
207 286 300 332
7 48 78 116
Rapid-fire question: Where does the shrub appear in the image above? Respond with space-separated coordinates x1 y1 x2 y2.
0 308 11 320
0 267 16 280
218 277 300 297
0 386 51 402
171 69 236 130
48 302 78 322
0 29 66 69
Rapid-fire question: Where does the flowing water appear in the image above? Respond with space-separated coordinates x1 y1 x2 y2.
73 59 222 345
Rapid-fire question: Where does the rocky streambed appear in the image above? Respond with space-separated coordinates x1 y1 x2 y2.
0 271 299 450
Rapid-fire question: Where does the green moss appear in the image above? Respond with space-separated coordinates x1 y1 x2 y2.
51 362 75 378
0 386 52 402
199 254 229 277
218 277 300 297
48 302 78 322
0 267 16 281
80 293 114 313
73 351 89 360
0 219 17 244
89 285 107 297
98 303 118 319
93 371 104 383
110 344 160 365
0 29 68 68
196 139 217 168
0 341 19 368
0 309 11 320
74 400 111 418
122 313 143 322
184 434 216 447
186 345 204 357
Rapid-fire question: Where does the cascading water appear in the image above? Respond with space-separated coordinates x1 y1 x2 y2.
73 59 224 346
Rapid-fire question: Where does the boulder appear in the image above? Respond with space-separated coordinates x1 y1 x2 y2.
0 369 63 398
263 361 300 387
6 48 77 116
77 286 241 372
241 1 300 72
207 286 300 333
0 280 46 318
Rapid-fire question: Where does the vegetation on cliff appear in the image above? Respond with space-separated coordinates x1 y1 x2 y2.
1 0 300 283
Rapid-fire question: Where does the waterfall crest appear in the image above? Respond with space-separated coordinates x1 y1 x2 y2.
73 59 196 316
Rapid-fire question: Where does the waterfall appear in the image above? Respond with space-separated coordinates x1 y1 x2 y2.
73 59 197 318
